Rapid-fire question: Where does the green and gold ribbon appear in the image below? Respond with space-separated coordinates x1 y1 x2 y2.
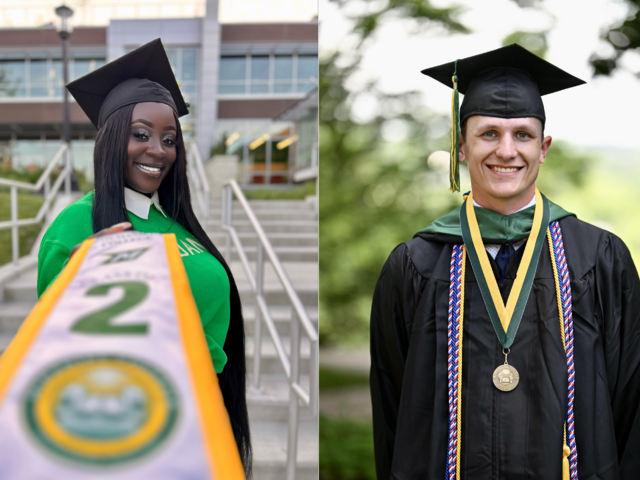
460 189 550 348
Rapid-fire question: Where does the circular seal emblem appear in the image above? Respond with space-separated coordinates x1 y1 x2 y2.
24 355 178 465
492 364 520 392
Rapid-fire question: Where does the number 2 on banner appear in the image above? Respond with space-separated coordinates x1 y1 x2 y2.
71 281 149 334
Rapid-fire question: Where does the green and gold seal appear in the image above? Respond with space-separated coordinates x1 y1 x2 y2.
24 355 178 465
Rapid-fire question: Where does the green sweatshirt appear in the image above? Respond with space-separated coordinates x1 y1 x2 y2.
37 191 230 373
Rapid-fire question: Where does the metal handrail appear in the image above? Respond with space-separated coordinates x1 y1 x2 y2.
0 144 71 266
222 180 318 480
186 143 210 220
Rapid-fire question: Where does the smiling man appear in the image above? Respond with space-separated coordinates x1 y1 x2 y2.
370 45 640 480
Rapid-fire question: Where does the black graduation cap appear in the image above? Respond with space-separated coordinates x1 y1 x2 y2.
420 44 586 192
67 38 189 129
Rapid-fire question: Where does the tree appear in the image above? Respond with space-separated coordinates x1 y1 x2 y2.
589 0 640 76
320 0 469 344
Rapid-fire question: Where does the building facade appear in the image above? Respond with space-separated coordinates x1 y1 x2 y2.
0 1 318 187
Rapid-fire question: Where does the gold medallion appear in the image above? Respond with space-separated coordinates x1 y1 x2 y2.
492 364 519 391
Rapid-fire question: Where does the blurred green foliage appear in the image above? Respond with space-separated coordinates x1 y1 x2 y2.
589 0 640 76
0 167 92 194
320 416 376 480
0 166 51 185
243 180 316 200
320 367 369 390
320 0 470 345
505 0 640 77
502 30 548 57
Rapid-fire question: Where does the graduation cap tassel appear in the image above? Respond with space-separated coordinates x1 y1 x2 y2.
449 60 461 193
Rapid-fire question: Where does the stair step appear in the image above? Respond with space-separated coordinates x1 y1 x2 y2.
206 211 317 222
224 220 317 234
0 302 35 335
251 419 318 480
245 336 312 374
239 288 318 309
247 374 314 421
4 276 38 302
244 305 318 336
211 200 315 210
0 334 14 354
223 246 318 262
206 232 318 248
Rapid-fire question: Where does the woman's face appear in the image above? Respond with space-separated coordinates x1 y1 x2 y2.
124 102 178 194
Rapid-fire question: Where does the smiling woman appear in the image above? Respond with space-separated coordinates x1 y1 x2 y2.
126 103 178 193
35 39 251 476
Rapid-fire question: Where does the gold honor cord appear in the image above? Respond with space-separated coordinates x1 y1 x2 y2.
464 189 544 334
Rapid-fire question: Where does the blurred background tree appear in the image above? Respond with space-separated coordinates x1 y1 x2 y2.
320 2 471 478
320 0 469 346
589 0 640 76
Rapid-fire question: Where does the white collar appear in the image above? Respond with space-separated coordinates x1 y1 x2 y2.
124 187 167 220
473 193 536 214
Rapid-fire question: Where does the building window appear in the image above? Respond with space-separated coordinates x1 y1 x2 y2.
218 53 318 96
0 60 26 97
214 120 296 185
297 55 317 94
295 107 318 171
274 55 293 93
73 58 105 80
0 55 105 99
164 47 199 133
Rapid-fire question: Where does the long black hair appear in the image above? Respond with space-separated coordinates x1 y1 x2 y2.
92 103 252 476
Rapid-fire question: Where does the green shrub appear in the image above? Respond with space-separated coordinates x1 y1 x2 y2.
243 180 316 200
320 416 376 480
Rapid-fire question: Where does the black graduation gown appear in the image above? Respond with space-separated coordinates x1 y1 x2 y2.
370 215 640 480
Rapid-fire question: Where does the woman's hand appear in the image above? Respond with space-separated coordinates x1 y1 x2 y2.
68 222 132 260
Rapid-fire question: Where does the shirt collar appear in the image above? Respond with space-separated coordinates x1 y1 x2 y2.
124 187 167 220
473 193 536 213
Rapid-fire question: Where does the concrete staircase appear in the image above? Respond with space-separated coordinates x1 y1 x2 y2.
204 198 319 480
0 197 319 480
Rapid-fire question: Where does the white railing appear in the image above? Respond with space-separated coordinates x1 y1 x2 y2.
222 180 319 480
0 144 72 266
186 143 210 220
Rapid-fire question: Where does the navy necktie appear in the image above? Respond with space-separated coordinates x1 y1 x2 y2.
495 243 515 287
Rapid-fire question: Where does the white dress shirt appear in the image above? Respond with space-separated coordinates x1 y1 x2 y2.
124 187 167 220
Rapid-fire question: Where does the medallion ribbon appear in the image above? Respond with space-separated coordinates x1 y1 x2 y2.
459 188 550 348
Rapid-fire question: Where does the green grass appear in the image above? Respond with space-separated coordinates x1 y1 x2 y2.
243 180 316 200
320 415 376 480
0 192 44 265
320 368 375 480
320 367 369 390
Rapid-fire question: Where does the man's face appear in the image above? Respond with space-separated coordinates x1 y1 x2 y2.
459 116 552 208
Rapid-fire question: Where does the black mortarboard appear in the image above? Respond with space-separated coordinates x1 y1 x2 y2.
420 44 585 192
67 38 189 129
